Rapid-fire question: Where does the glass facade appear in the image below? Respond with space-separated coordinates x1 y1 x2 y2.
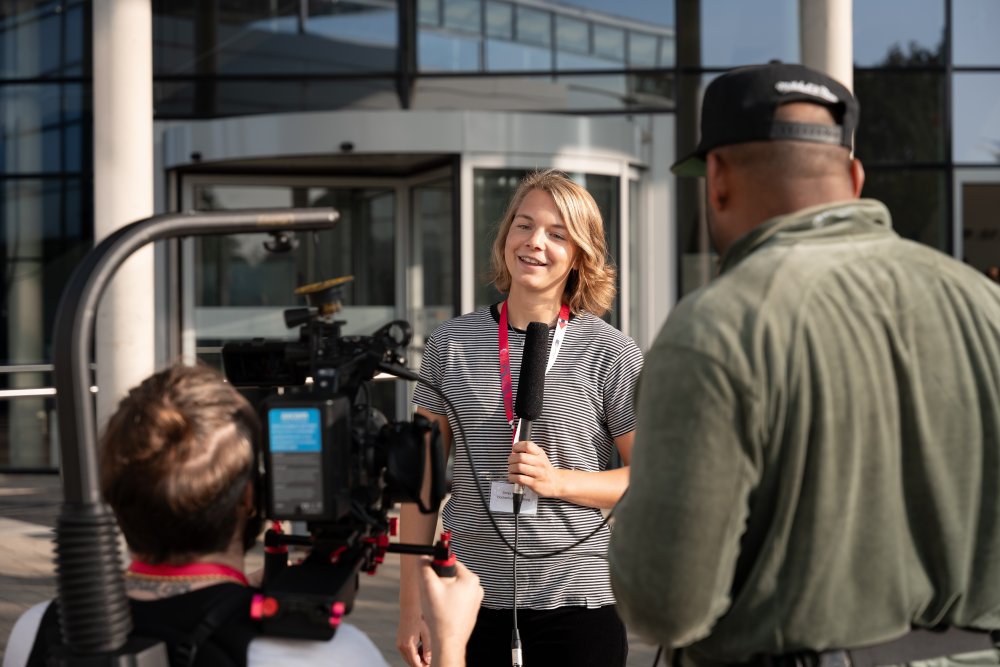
676 0 1000 296
3 0 1000 467
1 0 92 469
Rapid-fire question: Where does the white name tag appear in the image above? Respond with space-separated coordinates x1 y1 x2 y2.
489 481 538 515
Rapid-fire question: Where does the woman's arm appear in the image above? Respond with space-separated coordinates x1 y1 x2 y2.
508 430 633 509
397 407 452 667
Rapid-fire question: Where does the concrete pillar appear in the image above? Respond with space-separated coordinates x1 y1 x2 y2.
799 0 853 91
93 0 155 431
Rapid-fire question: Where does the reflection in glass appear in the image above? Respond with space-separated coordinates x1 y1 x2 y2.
556 15 589 55
1 0 89 78
854 70 945 164
444 0 481 33
862 169 947 250
2 178 91 361
412 72 673 110
517 6 552 48
409 178 455 375
952 0 1000 66
420 32 483 71
629 32 658 68
472 169 620 326
700 0 798 67
0 395 59 469
0 85 87 173
154 78 400 117
153 1 398 75
192 185 395 309
419 0 441 26
593 24 625 63
852 0 943 67
418 0 674 73
952 74 1000 164
486 1 514 39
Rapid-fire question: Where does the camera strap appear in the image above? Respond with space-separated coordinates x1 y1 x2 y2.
498 300 571 432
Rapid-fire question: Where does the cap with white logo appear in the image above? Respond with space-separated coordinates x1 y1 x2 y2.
672 61 860 177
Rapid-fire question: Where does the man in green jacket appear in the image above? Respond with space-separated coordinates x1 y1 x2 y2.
609 62 1000 667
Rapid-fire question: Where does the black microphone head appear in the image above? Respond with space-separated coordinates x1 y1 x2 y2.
515 321 549 421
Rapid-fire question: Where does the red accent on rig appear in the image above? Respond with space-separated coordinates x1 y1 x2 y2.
389 516 398 536
329 601 346 627
250 594 280 619
265 520 288 554
431 530 457 577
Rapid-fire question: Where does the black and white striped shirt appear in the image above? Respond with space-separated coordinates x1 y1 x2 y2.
413 304 644 610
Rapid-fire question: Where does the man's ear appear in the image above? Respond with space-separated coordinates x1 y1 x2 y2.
705 151 729 213
850 157 865 198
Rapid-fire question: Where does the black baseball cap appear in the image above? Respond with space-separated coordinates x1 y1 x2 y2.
672 62 860 177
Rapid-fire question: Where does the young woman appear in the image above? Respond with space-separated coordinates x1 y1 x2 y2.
397 170 643 667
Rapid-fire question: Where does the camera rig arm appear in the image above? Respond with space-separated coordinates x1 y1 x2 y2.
50 209 339 665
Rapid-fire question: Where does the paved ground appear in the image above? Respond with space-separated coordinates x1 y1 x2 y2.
0 473 661 665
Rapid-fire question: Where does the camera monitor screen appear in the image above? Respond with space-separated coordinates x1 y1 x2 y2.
267 407 325 517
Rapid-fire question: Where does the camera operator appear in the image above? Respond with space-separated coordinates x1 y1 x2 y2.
4 364 482 667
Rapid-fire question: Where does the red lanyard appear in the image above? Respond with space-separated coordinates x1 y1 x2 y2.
127 560 249 586
498 300 571 431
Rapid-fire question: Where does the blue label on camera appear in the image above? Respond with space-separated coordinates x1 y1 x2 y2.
268 408 322 452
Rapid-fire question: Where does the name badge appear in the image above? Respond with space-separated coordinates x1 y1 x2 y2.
489 481 538 515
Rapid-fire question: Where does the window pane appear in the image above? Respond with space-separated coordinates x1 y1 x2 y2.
0 85 87 173
952 74 1000 164
409 178 455 369
853 0 944 66
419 0 440 26
1 0 89 78
854 70 945 163
862 169 948 250
153 0 398 75
443 0 481 33
154 78 400 118
486 39 550 71
486 1 514 39
629 32 658 68
556 16 589 56
192 185 395 309
412 72 673 110
517 6 552 48
550 0 675 70
0 395 58 469
700 0 798 67
593 24 625 63
419 31 483 72
952 0 1000 66
1 178 92 365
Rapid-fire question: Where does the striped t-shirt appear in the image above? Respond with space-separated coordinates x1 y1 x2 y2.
413 304 644 610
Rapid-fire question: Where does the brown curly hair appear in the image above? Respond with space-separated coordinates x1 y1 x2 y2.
100 364 260 564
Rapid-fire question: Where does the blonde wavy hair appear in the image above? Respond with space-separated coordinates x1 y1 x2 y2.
488 170 617 316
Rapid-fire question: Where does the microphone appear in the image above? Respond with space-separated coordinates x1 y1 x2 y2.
512 322 549 514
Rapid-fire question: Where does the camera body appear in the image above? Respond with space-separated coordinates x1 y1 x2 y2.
221 300 446 639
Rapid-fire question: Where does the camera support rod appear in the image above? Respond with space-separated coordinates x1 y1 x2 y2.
50 209 339 662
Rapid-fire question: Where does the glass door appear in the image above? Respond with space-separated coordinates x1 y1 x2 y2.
180 170 457 419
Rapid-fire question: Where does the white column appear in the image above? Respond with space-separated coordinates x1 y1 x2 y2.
93 0 155 430
800 0 854 90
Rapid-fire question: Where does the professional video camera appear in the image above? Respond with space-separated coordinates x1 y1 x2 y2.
221 276 453 640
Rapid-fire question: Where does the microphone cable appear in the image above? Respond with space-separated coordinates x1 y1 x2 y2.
382 362 619 559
